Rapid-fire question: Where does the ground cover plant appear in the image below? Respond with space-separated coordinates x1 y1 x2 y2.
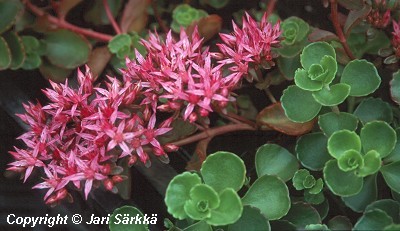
3 0 400 230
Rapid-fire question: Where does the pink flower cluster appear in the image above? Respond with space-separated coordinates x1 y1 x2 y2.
214 12 281 84
8 67 175 204
392 20 400 57
8 12 281 204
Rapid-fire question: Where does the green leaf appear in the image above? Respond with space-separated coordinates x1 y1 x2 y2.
206 188 242 226
3 31 25 69
353 209 393 231
381 161 400 194
309 179 324 194
0 0 22 34
255 144 299 182
281 85 322 123
199 0 230 9
340 59 381 96
165 172 202 219
337 150 364 172
108 34 132 54
183 221 212 231
384 128 400 163
353 97 393 124
365 199 400 223
200 152 245 193
360 121 396 158
277 54 302 80
312 83 350 106
390 70 400 105
296 132 331 171
242 175 290 220
22 53 41 70
171 4 207 32
84 0 123 25
327 216 353 230
300 42 336 71
384 224 400 231
319 55 338 84
39 59 72 82
304 191 325 205
282 202 321 230
281 16 310 46
294 68 324 91
227 206 270 231
318 112 358 137
109 206 148 231
327 130 361 159
304 224 330 230
323 159 363 196
44 29 91 69
0 36 11 70
292 169 311 190
342 174 378 212
270 220 297 231
357 150 381 177
184 184 219 220
159 119 197 143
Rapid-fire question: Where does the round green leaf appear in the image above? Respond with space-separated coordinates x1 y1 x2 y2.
200 151 245 192
0 36 11 70
242 175 290 220
312 83 350 106
342 174 378 212
109 206 148 231
165 172 202 219
309 178 324 194
255 144 299 182
296 132 331 171
337 150 364 172
357 150 381 177
318 112 358 137
323 159 363 196
39 59 72 82
353 97 393 124
22 53 41 70
206 188 243 226
311 197 329 219
303 175 316 188
360 121 396 158
353 209 393 231
390 70 400 105
281 16 310 46
305 224 330 230
292 169 311 190
282 202 321 230
294 68 324 91
277 55 301 80
384 128 400 163
340 59 381 96
300 42 336 71
365 199 400 223
200 0 229 9
384 224 400 231
327 130 361 159
3 31 25 69
44 29 91 69
328 216 353 231
381 161 400 194
108 34 132 54
270 220 297 231
184 184 220 220
304 191 325 205
0 0 22 34
281 85 322 123
228 206 270 231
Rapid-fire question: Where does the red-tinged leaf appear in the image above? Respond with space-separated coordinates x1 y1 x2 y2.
344 5 371 36
57 0 83 19
187 14 222 42
308 28 338 42
119 0 150 33
338 0 364 10
256 102 315 136
391 70 400 105
87 46 112 80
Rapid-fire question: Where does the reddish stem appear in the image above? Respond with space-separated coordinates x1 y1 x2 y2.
24 0 113 42
103 0 122 34
150 0 169 34
266 0 277 17
329 0 356 60
171 123 256 147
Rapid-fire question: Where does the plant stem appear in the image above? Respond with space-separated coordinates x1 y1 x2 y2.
331 105 340 114
103 0 122 34
150 0 169 34
329 0 356 60
266 0 277 17
265 88 277 103
24 0 113 42
171 123 256 147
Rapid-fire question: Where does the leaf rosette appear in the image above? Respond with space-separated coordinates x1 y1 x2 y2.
171 4 208 32
278 16 310 57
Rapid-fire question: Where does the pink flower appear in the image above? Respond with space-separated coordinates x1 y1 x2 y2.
392 20 400 57
215 12 281 83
